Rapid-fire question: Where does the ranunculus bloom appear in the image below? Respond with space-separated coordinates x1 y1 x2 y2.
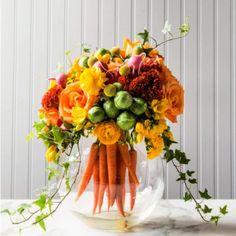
44 108 62 126
163 77 184 123
59 82 87 123
93 122 121 145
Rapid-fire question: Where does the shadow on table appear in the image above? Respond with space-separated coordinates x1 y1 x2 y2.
127 216 236 236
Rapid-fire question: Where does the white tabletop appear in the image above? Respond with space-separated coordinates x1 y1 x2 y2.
1 198 236 236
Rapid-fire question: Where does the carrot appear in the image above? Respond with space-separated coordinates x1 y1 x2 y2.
76 143 99 199
92 156 100 214
129 149 137 210
97 144 108 213
106 143 117 207
118 143 139 185
116 149 126 217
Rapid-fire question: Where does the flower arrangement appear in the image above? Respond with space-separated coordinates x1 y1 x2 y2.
2 23 228 232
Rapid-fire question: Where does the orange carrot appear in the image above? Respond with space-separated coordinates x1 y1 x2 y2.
129 149 137 210
106 143 117 207
118 143 139 185
93 156 100 214
76 143 99 199
97 144 108 212
116 150 126 217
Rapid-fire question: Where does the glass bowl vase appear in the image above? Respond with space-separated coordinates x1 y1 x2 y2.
59 138 164 231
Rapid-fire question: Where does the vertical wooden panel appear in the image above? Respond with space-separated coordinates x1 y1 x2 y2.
84 0 99 50
50 0 65 73
150 0 165 55
14 0 32 198
184 0 198 197
200 0 215 197
217 0 232 198
117 0 132 46
101 0 116 48
30 0 48 198
66 0 82 61
232 0 236 199
166 0 182 199
1 0 15 199
133 0 148 36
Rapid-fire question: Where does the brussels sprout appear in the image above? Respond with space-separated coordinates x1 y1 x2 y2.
104 84 117 97
88 106 105 123
130 97 147 115
79 56 89 68
114 91 133 109
113 82 123 91
117 111 136 130
119 64 131 76
87 56 98 67
103 100 119 118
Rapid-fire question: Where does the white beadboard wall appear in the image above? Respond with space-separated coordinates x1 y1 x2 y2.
1 0 236 199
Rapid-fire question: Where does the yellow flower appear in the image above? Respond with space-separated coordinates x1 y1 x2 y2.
151 98 169 113
67 58 83 82
45 145 57 162
48 80 57 89
135 122 144 133
165 130 174 141
136 133 144 143
93 122 121 145
72 106 87 130
97 54 110 64
79 67 106 96
147 137 164 159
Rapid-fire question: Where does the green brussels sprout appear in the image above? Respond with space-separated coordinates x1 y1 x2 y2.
117 111 136 130
114 91 133 109
88 106 105 123
103 100 119 118
130 97 147 115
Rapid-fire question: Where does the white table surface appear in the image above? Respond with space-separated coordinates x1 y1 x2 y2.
1 198 236 236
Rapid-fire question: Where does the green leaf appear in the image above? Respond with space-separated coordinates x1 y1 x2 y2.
35 214 47 231
188 178 197 184
164 149 174 162
33 194 46 211
199 189 212 200
47 198 53 213
17 203 31 214
65 177 71 191
137 29 149 44
47 167 61 181
26 131 34 141
62 162 70 175
33 121 46 133
219 205 228 215
1 209 15 215
179 23 190 36
65 50 71 56
176 172 186 181
210 215 220 225
183 192 192 201
52 126 64 145
202 204 212 214
186 170 195 176
82 44 91 53
174 150 190 164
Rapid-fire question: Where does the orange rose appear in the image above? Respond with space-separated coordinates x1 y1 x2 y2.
59 82 88 123
163 77 184 123
44 108 62 126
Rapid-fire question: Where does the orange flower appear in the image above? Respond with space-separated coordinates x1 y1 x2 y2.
59 82 88 123
41 85 62 111
44 108 62 126
163 77 184 123
93 122 121 145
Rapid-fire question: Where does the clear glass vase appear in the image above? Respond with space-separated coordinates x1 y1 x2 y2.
59 138 164 231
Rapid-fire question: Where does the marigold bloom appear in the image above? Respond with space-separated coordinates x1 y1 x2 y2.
147 137 164 159
93 122 121 145
41 85 62 111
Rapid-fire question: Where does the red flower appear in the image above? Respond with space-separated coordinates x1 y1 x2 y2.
41 85 62 111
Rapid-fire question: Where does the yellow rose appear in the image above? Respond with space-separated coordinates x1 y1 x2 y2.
45 145 57 162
